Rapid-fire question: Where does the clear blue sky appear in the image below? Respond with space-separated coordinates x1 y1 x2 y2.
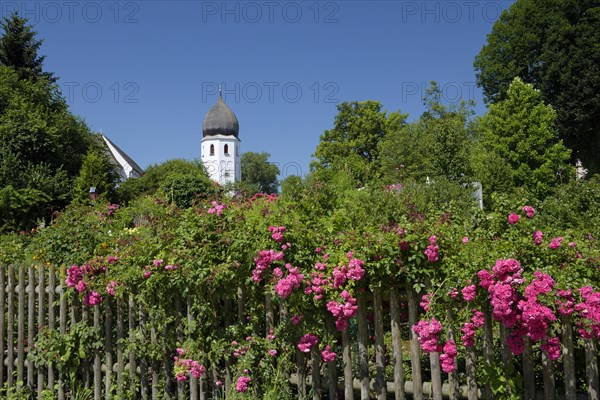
2 0 515 178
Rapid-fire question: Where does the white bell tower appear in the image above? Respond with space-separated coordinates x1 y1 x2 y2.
201 89 241 185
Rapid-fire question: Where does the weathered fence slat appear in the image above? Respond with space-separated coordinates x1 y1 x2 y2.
17 264 25 385
7 265 15 389
58 274 67 400
129 295 137 397
94 304 102 400
522 338 535 400
465 346 478 400
311 346 321 400
151 317 159 400
297 350 307 397
139 305 149 400
0 265 5 391
37 266 45 397
48 264 56 392
187 296 199 400
585 338 599 400
327 355 337 400
407 287 423 400
542 351 556 400
482 305 493 400
105 299 114 399
429 352 443 400
446 309 459 400
117 298 125 399
562 316 576 400
390 287 406 400
342 328 354 400
357 290 369 400
373 290 386 400
27 265 35 391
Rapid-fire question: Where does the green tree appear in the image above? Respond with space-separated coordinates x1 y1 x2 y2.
116 159 218 206
379 82 474 185
474 77 572 198
73 150 119 202
0 12 55 82
474 0 600 174
240 151 279 195
312 101 407 185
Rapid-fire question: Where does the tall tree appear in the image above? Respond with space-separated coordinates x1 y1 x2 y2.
240 152 279 195
312 100 407 185
474 77 572 198
379 82 474 185
474 0 600 174
0 12 55 82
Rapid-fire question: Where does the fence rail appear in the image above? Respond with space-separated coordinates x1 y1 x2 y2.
0 263 598 399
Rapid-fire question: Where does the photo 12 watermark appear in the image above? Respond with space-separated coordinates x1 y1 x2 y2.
0 1 140 24
400 81 476 104
200 1 340 24
400 1 504 23
202 81 339 104
62 81 140 104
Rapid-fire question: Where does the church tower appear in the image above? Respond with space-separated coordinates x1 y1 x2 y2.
201 90 241 185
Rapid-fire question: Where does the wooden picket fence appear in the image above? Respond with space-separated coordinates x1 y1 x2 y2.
0 263 599 399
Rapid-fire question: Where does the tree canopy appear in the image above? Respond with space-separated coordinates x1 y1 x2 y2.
240 151 279 195
0 12 55 82
311 101 407 185
474 77 572 198
474 0 600 174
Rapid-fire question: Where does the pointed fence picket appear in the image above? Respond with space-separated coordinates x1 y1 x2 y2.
0 263 598 399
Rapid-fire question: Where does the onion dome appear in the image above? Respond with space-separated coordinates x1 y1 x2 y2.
202 91 239 138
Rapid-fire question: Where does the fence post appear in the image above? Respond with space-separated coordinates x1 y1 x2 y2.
48 265 56 393
465 345 478 400
116 298 125 399
562 316 576 400
585 338 599 400
522 338 535 400
129 295 137 397
311 345 321 400
139 305 149 400
482 305 493 399
297 350 307 397
105 298 114 399
445 309 459 400
27 265 35 391
541 351 556 400
373 290 386 400
390 287 406 400
94 304 102 400
187 296 199 400
342 329 354 400
0 265 5 391
429 352 442 400
36 265 44 397
357 290 369 400
407 287 423 400
7 264 15 389
17 264 25 386
58 272 67 400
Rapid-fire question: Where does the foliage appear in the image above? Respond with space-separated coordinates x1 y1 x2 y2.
474 0 600 174
312 100 407 185
73 149 119 203
117 159 218 206
0 12 55 82
379 82 474 185
240 151 279 195
474 77 573 199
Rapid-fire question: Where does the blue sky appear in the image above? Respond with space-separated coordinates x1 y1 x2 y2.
2 0 515 178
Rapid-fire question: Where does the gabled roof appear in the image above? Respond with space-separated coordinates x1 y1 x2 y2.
101 134 144 178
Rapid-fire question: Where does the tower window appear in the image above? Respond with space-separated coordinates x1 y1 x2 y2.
224 144 229 154
210 144 215 156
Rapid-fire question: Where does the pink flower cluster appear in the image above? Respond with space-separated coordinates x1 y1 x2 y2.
297 334 319 353
143 259 164 279
518 298 556 341
548 237 563 250
533 230 543 246
105 281 118 296
575 286 600 339
83 290 103 307
412 318 443 353
332 256 365 288
305 271 329 301
235 375 251 393
274 264 304 299
478 259 524 328
556 289 574 316
420 293 432 312
268 225 286 242
462 285 476 301
522 205 535 218
231 341 250 358
439 340 457 373
321 345 337 362
207 201 225 216
424 235 439 262
173 348 206 381
508 213 520 225
461 309 485 347
252 249 284 282
326 290 358 331
540 337 561 360
66 265 86 292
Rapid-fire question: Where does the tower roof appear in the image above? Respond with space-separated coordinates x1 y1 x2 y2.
202 91 239 138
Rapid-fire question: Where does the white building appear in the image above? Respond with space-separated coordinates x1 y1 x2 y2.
101 134 144 180
201 91 241 185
